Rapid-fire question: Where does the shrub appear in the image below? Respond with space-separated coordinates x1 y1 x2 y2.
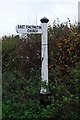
2 65 79 119
2 23 79 119
2 36 18 72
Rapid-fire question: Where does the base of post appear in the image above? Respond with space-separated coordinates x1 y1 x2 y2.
39 91 51 106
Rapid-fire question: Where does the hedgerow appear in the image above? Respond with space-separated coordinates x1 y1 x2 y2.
2 22 79 119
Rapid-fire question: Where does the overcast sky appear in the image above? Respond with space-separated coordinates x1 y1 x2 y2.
0 0 79 37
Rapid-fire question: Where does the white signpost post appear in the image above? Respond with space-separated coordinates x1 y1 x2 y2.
40 17 49 94
16 17 49 95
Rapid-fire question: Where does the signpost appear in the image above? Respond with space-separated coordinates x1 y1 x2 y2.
16 25 42 34
16 17 49 95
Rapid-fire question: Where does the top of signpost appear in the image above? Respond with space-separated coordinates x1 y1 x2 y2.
40 17 49 23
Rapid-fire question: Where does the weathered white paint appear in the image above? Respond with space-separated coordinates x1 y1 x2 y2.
40 22 48 94
78 1 80 23
16 25 42 34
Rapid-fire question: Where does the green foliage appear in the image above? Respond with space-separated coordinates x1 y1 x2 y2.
2 36 18 71
2 23 79 119
2 67 79 119
2 36 17 50
2 70 41 119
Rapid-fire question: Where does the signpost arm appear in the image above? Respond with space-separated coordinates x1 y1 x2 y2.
40 17 49 94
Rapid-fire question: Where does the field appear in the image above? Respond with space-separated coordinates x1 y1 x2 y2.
2 22 80 119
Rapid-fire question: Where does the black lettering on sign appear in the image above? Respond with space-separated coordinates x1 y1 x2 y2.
18 25 25 29
27 29 38 32
28 26 31 29
32 26 36 29
18 25 41 29
36 26 41 29
26 25 28 29
39 26 42 29
27 29 30 32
